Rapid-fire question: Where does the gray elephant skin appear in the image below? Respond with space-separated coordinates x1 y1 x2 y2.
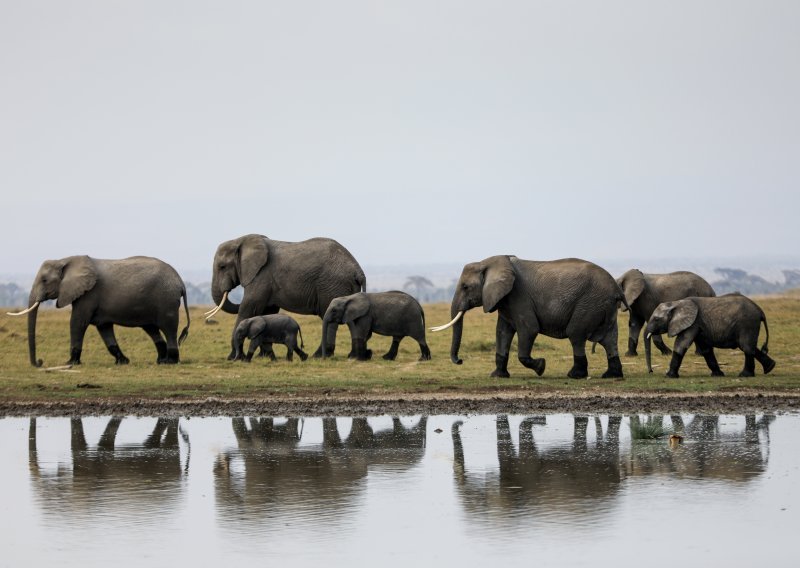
437 255 627 379
645 293 775 378
210 234 366 359
15 255 189 367
233 314 307 362
321 291 431 361
616 269 715 372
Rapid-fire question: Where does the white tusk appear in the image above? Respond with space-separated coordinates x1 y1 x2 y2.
430 311 464 332
6 302 40 316
646 333 652 340
204 291 228 320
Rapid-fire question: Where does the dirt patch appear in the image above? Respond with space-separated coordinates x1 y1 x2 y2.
1 390 798 417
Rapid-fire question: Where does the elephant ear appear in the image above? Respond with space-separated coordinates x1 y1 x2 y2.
343 294 370 323
482 256 515 313
668 300 699 338
621 269 645 308
57 256 98 308
237 234 269 286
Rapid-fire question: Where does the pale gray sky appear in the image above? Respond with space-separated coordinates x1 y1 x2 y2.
2 1 798 277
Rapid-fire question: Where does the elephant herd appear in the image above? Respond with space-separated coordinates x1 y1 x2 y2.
7 232 777 379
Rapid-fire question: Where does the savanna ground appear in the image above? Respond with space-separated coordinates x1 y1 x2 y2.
2 295 800 415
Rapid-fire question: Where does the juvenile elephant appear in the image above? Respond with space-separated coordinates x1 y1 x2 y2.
432 255 626 379
206 234 366 359
321 291 431 361
233 314 307 362
645 293 775 378
617 269 715 372
7 256 190 366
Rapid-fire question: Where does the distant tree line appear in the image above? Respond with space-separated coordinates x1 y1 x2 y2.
712 268 800 295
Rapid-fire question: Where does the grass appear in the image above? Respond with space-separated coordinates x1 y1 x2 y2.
2 297 800 403
629 416 672 440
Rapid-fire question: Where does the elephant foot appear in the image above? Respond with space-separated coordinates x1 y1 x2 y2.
364 349 373 360
298 352 308 362
116 356 131 365
419 346 431 361
520 357 546 376
158 359 178 365
624 350 638 357
490 368 511 378
665 370 680 378
567 355 589 379
601 356 624 379
382 352 398 361
66 359 82 366
491 354 510 378
67 348 82 366
227 350 237 361
738 370 755 378
711 370 725 377
762 357 776 375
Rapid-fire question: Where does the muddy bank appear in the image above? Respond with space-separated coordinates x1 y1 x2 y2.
1 391 799 417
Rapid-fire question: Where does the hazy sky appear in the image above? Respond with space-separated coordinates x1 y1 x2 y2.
2 1 798 277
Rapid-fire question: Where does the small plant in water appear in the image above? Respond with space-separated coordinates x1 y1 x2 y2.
629 416 673 440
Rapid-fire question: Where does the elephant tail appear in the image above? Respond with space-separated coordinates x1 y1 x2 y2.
358 272 367 293
298 325 305 349
760 312 770 354
178 287 190 346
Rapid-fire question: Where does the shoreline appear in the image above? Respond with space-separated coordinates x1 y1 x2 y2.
2 390 799 417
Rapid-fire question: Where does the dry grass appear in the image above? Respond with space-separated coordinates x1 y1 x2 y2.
2 298 800 402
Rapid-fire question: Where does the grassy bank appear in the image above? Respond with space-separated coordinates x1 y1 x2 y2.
2 298 800 402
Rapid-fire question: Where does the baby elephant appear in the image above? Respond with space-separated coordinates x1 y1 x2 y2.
645 293 775 378
321 291 431 361
233 314 308 362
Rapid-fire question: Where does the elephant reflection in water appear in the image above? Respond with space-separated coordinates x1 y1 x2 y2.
452 415 624 523
624 414 774 481
28 417 187 521
214 416 427 527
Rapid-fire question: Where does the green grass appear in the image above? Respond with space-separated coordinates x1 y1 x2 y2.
629 416 673 439
2 298 800 402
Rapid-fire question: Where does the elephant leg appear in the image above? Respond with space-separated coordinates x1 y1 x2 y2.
695 338 724 377
652 334 673 356
567 339 589 379
161 325 180 364
626 315 644 356
417 338 431 361
97 323 130 365
666 332 695 378
383 337 402 360
598 326 623 379
739 347 757 377
293 339 308 362
142 325 168 364
285 340 294 362
244 339 260 362
517 329 545 376
491 316 515 378
259 340 278 361
754 348 776 375
67 315 90 365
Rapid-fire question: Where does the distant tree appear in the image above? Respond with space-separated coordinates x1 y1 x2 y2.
403 275 434 302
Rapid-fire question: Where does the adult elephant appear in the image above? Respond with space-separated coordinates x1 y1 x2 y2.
8 256 190 366
206 234 366 359
432 255 627 379
616 269 715 372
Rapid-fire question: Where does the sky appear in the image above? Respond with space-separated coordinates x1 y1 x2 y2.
1 1 798 279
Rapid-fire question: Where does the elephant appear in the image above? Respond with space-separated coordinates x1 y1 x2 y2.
432 255 627 379
616 269 715 372
233 314 307 362
645 293 775 378
206 234 366 359
321 291 431 361
7 255 190 366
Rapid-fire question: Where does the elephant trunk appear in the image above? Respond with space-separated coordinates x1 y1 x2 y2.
449 301 465 365
321 312 338 357
645 332 653 374
210 280 239 315
27 292 43 367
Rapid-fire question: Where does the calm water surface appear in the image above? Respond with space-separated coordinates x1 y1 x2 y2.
1 413 797 567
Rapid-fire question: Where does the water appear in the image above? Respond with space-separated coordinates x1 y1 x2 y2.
1 413 797 567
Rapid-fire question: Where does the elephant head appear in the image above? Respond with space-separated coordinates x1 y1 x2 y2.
8 256 98 367
433 255 515 364
617 269 645 311
209 234 269 316
321 293 370 357
646 300 699 339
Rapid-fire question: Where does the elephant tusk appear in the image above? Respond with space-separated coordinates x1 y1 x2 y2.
646 333 652 340
6 301 39 316
430 311 464 332
204 291 228 320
